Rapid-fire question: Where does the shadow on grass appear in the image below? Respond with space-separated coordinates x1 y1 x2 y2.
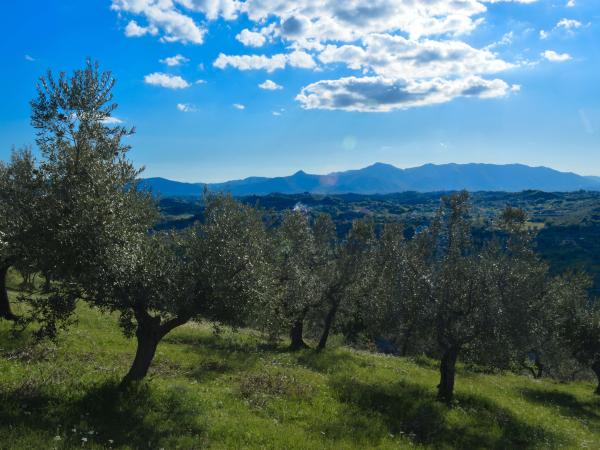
162 331 266 382
295 348 368 374
520 387 600 426
0 380 206 448
325 376 564 449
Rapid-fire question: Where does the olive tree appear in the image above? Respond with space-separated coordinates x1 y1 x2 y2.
414 192 548 403
17 60 156 335
88 194 267 384
554 273 600 394
266 211 321 350
314 216 376 350
0 149 44 320
373 222 433 356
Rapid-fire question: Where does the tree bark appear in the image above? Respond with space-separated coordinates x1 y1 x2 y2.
43 272 52 293
592 360 600 395
0 265 17 321
121 319 161 385
317 300 339 351
437 346 460 403
289 317 308 350
121 311 190 386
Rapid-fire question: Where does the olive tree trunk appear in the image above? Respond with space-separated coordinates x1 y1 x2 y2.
317 300 339 351
437 346 460 403
289 317 308 350
121 311 190 386
0 265 17 321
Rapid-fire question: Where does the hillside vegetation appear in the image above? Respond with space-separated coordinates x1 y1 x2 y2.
1 276 599 450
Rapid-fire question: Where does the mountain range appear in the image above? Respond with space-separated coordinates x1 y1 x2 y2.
140 163 600 197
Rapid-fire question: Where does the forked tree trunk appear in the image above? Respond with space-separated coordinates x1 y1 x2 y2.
437 346 460 403
0 265 17 321
122 322 161 385
317 300 339 350
592 360 600 395
121 311 190 386
289 317 308 350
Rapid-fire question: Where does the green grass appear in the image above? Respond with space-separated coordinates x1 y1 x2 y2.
1 281 599 449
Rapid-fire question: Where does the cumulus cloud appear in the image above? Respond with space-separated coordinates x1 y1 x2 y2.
319 35 513 79
259 80 283 90
177 103 197 112
144 72 191 88
236 29 266 47
240 0 488 41
112 0 206 44
160 54 190 66
124 20 158 37
233 103 246 110
297 76 513 112
175 0 239 20
541 50 572 62
214 51 315 72
111 0 545 112
556 18 582 30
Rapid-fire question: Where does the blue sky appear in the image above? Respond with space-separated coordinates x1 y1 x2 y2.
1 0 599 182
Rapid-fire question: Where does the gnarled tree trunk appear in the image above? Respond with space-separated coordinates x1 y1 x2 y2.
317 300 339 350
437 346 460 403
121 310 190 386
592 360 600 395
289 317 308 350
0 265 17 321
122 319 162 384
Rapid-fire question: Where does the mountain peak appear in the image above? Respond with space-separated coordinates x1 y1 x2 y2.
366 162 398 170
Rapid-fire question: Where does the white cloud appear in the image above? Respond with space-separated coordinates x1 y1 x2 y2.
112 0 545 112
259 80 283 90
233 103 246 110
241 0 489 42
177 103 197 112
195 79 207 84
124 20 158 37
272 111 282 116
160 54 190 66
541 18 585 40
236 29 266 47
318 35 514 79
112 0 206 44
567 0 575 6
214 51 315 72
144 72 191 88
24 54 35 62
541 50 572 62
288 50 317 69
556 18 582 30
175 0 239 20
296 76 513 112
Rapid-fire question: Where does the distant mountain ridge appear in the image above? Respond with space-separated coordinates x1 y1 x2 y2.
140 163 600 197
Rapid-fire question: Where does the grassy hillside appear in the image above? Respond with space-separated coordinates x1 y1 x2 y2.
1 277 599 449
